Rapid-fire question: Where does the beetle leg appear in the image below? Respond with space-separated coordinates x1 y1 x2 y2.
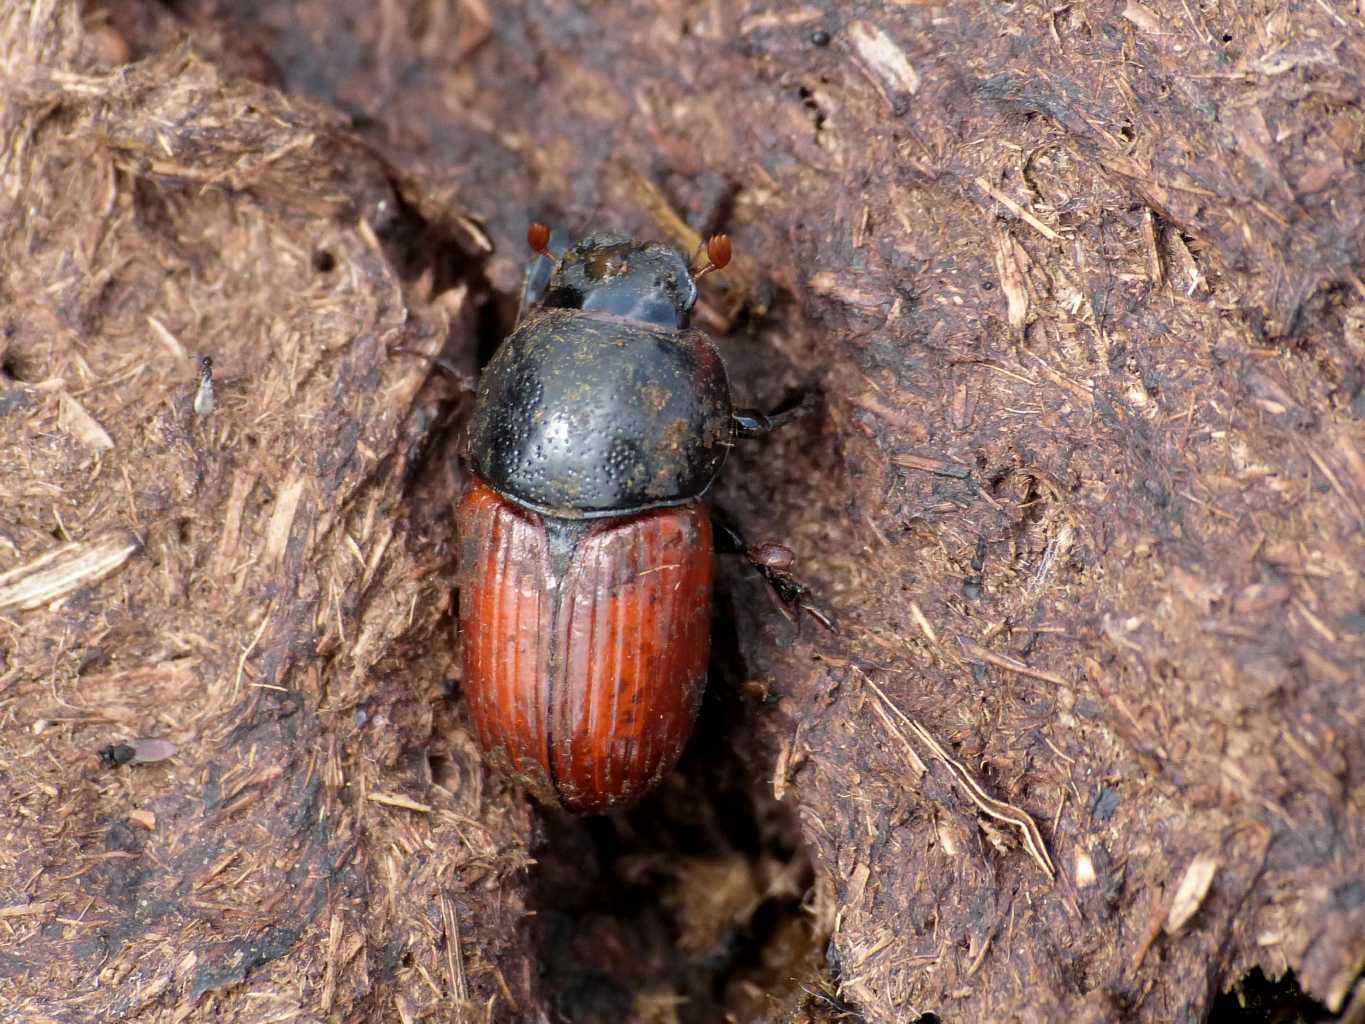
713 515 834 631
732 392 818 438
754 562 834 632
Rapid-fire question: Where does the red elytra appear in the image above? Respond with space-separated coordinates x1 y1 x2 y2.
456 479 714 813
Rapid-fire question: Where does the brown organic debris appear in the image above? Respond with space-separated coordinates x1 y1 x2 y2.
4 0 1364 1021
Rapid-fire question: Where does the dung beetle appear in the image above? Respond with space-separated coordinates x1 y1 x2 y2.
457 224 821 813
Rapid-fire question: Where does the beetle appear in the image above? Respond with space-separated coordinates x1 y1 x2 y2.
456 224 821 813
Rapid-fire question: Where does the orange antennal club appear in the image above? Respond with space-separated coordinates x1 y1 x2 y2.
693 234 732 281
527 222 553 258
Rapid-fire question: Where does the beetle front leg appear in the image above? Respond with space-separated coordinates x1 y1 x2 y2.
732 392 818 438
713 515 833 631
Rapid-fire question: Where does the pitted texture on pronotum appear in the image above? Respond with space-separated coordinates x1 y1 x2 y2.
457 479 713 813
465 307 734 519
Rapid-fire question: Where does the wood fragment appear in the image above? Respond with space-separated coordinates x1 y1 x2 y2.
367 792 433 814
265 475 306 563
959 639 1069 687
1141 208 1163 284
146 315 187 359
231 607 272 701
128 809 157 830
0 531 140 612
213 470 258 578
1169 231 1207 295
441 896 468 1003
320 913 344 1014
772 723 807 801
1132 895 1166 971
1337 980 1365 1024
738 7 823 33
1075 849 1097 888
975 177 1060 241
621 165 702 258
1305 444 1364 522
949 379 974 430
965 931 992 977
0 902 56 918
864 674 1055 879
892 452 969 478
808 271 886 310
991 227 1030 331
58 393 114 450
847 20 920 98
1121 1 1163 34
1164 854 1218 933
867 694 927 776
908 602 941 649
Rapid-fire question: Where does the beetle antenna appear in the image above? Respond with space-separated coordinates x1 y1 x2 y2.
692 234 732 281
527 222 562 269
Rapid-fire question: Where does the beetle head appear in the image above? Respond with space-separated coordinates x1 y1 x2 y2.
542 233 700 328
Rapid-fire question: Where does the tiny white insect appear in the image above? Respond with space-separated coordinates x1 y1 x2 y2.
193 355 216 417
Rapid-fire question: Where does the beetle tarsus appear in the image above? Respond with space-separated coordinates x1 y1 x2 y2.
799 599 835 632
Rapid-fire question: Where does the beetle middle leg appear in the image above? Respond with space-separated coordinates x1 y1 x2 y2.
732 392 818 438
713 513 833 631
